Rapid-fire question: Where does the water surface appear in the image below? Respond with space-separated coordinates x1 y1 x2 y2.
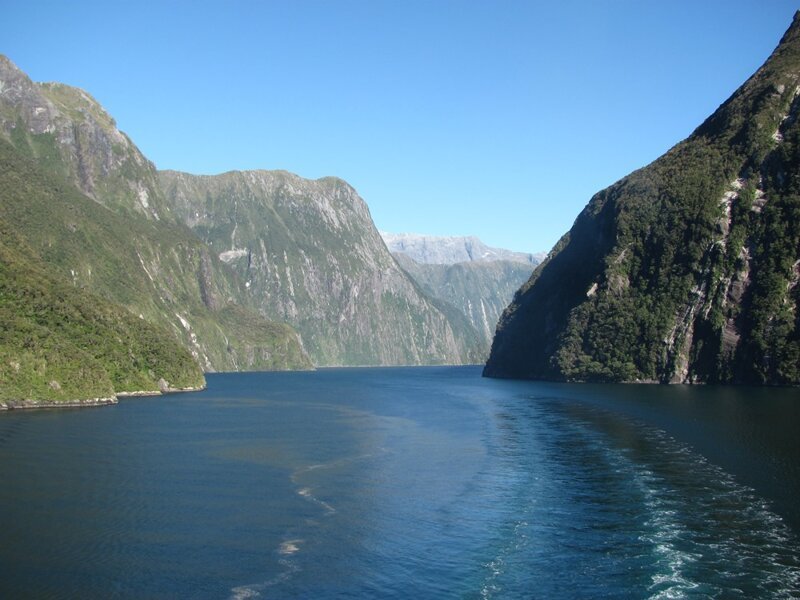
0 367 798 598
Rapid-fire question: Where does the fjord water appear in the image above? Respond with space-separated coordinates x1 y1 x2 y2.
1 367 798 598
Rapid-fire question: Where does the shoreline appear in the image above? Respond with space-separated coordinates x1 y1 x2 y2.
0 396 118 411
0 384 207 412
116 384 207 398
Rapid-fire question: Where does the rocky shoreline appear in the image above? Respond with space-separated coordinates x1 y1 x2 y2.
117 383 207 398
0 396 118 411
0 383 207 411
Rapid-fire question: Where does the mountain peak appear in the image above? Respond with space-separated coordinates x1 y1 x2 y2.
0 56 168 219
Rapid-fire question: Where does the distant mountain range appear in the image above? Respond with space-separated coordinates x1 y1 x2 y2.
381 232 543 353
485 12 800 385
381 231 545 265
392 253 535 351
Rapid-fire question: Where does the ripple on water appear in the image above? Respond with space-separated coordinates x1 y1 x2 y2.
3 370 799 599
472 397 800 599
548 400 800 599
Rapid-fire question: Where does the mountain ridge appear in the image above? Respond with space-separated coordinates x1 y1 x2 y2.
381 231 544 266
0 55 315 381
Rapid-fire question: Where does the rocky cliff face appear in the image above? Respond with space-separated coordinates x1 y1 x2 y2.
485 13 800 385
0 56 311 373
393 253 534 353
160 170 484 366
0 56 169 220
381 231 544 265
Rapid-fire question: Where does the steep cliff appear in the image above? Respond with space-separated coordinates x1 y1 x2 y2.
0 56 311 373
485 13 800 385
159 170 484 366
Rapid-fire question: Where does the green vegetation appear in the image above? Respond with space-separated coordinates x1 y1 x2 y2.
485 13 800 385
0 223 204 406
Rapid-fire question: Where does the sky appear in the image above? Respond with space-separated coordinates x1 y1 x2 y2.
4 1 799 253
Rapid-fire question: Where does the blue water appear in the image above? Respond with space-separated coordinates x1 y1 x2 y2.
0 366 798 598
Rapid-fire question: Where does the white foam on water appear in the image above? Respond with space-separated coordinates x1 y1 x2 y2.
296 486 336 515
229 557 301 600
229 585 261 600
291 450 385 480
279 539 303 555
229 453 379 598
537 402 800 598
623 428 800 599
634 468 702 598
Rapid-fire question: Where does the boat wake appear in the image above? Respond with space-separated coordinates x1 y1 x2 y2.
230 451 383 598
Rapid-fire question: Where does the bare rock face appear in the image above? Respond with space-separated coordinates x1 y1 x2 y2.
160 170 484 366
485 13 800 385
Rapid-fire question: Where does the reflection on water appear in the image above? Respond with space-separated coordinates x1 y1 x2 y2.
0 367 798 598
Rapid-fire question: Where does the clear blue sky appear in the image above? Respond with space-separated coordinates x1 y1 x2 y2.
4 1 799 253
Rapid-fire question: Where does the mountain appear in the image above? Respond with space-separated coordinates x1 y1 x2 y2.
0 135 312 374
0 56 312 374
0 55 485 372
485 13 800 385
392 253 534 352
0 218 205 409
380 232 544 265
158 170 484 366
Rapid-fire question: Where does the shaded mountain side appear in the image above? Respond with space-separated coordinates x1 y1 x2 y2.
0 137 312 372
393 252 534 352
159 170 484 366
0 221 205 408
485 13 800 385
